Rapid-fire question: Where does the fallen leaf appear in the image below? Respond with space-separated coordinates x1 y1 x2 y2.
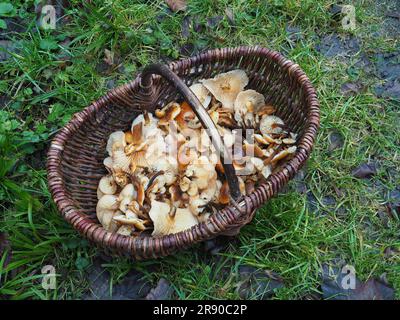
206 16 223 28
225 8 235 25
352 163 377 179
145 278 173 300
165 0 187 13
103 49 114 66
83 257 151 300
328 130 344 151
321 264 395 300
181 15 191 39
202 236 236 255
236 266 284 299
341 82 365 96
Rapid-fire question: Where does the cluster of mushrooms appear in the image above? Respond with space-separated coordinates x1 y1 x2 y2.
96 69 298 237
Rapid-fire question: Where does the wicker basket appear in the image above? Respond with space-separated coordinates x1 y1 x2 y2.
47 46 319 260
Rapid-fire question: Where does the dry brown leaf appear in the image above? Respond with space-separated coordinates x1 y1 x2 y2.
165 0 187 12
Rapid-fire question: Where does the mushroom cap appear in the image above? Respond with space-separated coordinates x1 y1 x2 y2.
149 200 198 236
234 90 265 126
106 131 126 156
185 156 216 190
97 194 119 211
112 149 131 173
103 157 113 171
150 156 178 186
119 183 135 201
261 164 272 179
259 115 284 135
200 70 249 110
113 214 146 231
131 113 159 139
272 146 297 163
250 157 264 172
97 188 104 200
189 83 211 109
117 225 133 236
218 180 230 205
98 175 117 195
97 209 118 232
282 137 296 145
156 102 182 126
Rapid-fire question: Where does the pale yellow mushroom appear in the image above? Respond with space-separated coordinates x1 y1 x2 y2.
149 200 198 236
261 165 272 179
282 138 296 144
189 83 211 109
200 70 249 110
259 115 284 135
234 90 265 127
106 131 126 156
116 225 133 236
271 146 297 163
103 157 113 171
98 175 117 195
185 156 216 190
113 214 146 231
156 102 181 127
96 194 119 231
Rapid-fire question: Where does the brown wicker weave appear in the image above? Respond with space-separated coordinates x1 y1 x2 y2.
47 46 319 260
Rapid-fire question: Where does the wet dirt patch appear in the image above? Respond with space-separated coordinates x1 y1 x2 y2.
316 34 360 58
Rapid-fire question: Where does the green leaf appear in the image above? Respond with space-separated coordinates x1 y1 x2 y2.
142 35 156 45
75 257 90 270
0 2 14 16
39 38 58 51
0 18 6 29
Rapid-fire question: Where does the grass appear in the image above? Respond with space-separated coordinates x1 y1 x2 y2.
0 0 399 299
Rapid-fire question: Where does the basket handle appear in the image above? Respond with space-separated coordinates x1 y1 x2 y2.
141 63 242 201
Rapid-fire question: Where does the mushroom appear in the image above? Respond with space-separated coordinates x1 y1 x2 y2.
113 170 128 187
106 131 126 156
98 175 117 195
156 102 181 127
117 225 133 236
234 90 265 127
216 108 236 128
257 104 276 117
282 137 296 144
103 157 113 172
189 195 208 215
150 156 178 186
113 214 146 231
200 70 249 110
126 122 143 146
271 146 297 164
118 183 135 212
243 142 266 158
259 115 284 135
261 165 272 179
218 180 230 205
97 189 104 200
185 156 216 190
131 113 159 139
96 194 119 231
176 101 197 130
189 83 211 109
149 200 198 236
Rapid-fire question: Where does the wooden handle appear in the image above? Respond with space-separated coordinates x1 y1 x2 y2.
141 63 241 200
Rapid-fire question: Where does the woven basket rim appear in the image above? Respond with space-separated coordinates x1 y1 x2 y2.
47 46 320 259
